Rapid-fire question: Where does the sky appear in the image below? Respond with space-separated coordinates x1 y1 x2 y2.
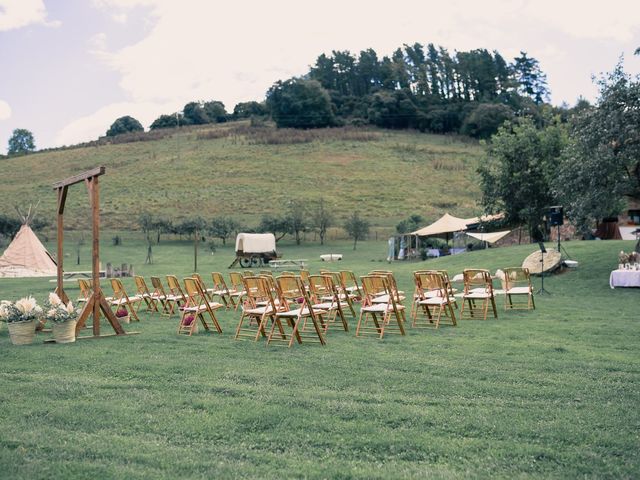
1 0 639 153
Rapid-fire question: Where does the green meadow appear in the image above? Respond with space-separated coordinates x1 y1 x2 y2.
0 124 483 231
1 236 638 479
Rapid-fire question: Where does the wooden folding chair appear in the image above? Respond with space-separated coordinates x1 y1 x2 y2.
340 270 362 300
460 269 498 320
356 275 406 339
370 272 406 324
369 270 406 301
192 273 214 301
503 267 535 310
234 276 281 341
412 271 457 328
109 278 143 322
210 272 235 309
150 276 177 316
321 271 357 317
411 269 458 319
307 274 349 333
276 274 302 306
77 279 93 305
299 269 311 285
166 275 188 308
177 277 223 335
228 272 247 311
134 275 162 315
268 276 327 347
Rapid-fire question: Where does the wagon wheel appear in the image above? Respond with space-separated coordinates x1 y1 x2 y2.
239 257 252 268
250 255 261 267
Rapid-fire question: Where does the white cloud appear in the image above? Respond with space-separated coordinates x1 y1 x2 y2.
54 100 180 146
0 99 11 121
50 0 640 147
88 32 108 53
0 0 60 31
91 0 640 108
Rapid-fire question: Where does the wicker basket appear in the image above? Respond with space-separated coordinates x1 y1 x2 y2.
52 320 77 344
8 320 36 345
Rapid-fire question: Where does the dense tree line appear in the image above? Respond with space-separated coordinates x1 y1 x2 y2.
149 100 268 131
266 44 550 138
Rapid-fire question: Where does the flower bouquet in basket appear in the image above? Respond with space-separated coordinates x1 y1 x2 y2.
0 297 42 345
115 306 130 324
44 293 78 344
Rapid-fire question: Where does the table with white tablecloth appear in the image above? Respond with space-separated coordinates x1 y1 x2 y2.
609 269 640 288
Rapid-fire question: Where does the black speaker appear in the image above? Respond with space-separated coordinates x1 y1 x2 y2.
549 206 563 226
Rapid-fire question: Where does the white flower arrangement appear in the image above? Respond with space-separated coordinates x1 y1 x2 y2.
43 293 78 324
0 296 42 323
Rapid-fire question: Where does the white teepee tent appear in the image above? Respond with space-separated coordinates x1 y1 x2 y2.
0 205 57 278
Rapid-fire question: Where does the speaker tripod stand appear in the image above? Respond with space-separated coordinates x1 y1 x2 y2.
555 224 572 260
537 242 550 295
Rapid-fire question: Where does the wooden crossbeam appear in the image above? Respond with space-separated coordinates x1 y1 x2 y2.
52 166 105 189
52 165 127 339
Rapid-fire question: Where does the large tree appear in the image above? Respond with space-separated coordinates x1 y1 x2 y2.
210 216 240 246
554 63 640 233
203 101 227 123
258 214 290 242
106 116 144 136
233 101 267 119
7 128 35 155
150 113 181 130
311 197 334 245
512 51 550 105
285 200 307 245
461 103 514 139
267 78 337 128
344 212 370 250
183 102 209 125
479 117 567 241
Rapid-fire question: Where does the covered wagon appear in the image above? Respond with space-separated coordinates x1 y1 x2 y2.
228 233 279 268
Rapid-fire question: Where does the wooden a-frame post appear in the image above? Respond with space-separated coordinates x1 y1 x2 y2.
53 166 125 337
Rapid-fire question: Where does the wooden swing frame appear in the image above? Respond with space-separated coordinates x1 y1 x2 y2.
53 166 128 338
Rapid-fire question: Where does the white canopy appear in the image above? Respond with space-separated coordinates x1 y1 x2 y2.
411 212 505 236
235 233 276 254
0 224 57 277
411 213 471 236
466 230 511 244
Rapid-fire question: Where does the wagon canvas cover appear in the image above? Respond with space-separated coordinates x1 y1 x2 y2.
235 233 277 254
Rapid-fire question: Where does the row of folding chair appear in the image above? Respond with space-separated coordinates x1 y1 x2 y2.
76 267 533 344
233 275 324 347
78 277 146 322
410 267 535 326
233 270 372 345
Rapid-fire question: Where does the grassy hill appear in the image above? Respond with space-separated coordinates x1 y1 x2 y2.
0 122 484 231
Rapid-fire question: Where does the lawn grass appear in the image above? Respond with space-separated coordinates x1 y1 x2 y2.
0 238 639 478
